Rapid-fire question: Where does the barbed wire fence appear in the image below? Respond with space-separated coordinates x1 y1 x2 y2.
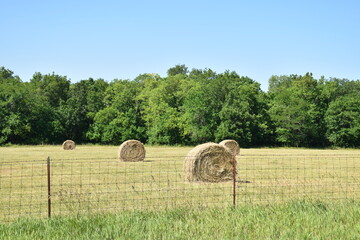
1 154 360 222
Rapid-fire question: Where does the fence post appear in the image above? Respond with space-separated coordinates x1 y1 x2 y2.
233 156 237 207
47 156 51 218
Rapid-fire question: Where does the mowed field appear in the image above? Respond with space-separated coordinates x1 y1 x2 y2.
1 145 360 222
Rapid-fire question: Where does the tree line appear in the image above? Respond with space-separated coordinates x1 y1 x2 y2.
1 65 359 147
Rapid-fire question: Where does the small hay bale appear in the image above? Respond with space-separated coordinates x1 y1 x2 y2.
219 139 240 156
62 140 76 150
184 142 235 182
118 140 145 162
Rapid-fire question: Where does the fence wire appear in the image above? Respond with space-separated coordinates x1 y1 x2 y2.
237 154 360 204
1 154 360 222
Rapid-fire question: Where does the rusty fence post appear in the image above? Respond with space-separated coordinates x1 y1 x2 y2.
233 156 237 207
47 156 51 218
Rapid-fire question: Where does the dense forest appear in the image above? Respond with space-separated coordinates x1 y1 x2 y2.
1 65 360 147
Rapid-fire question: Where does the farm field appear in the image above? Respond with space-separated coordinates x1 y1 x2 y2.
1 145 360 223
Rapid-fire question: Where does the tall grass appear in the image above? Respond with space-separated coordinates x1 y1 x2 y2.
1 200 360 239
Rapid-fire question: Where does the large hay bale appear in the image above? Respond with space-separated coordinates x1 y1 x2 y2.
184 142 235 182
219 139 240 156
62 140 76 150
118 140 145 162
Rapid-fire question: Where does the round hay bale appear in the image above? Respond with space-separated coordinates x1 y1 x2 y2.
118 140 145 162
184 142 235 182
219 139 240 156
62 140 76 150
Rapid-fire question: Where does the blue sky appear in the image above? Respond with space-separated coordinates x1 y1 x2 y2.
1 0 359 91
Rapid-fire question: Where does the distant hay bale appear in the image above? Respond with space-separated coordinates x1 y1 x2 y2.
219 139 240 156
118 140 145 162
62 140 76 150
184 142 235 182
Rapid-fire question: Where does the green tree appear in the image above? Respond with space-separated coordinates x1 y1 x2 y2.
25 87 57 144
215 73 273 146
181 68 222 144
30 72 70 107
182 69 273 146
139 72 187 145
167 64 188 76
0 67 32 144
26 72 71 143
83 78 108 121
268 73 326 147
58 78 108 142
87 79 145 144
325 93 360 147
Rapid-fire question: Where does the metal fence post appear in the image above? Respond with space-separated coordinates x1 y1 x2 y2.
47 156 51 218
233 156 237 207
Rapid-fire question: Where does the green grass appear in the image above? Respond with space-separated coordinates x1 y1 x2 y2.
1 200 360 239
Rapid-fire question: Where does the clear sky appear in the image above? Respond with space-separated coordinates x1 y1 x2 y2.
1 0 359 91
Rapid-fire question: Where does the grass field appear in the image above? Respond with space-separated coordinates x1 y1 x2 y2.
1 145 360 223
2 200 360 239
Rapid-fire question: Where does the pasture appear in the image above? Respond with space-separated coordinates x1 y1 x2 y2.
1 145 360 223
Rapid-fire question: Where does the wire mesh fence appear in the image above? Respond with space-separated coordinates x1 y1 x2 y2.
237 154 360 204
1 153 360 222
